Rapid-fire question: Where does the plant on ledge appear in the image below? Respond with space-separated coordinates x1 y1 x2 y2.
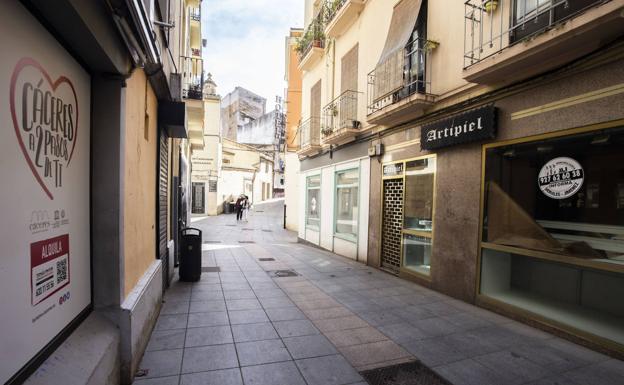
423 39 440 51
321 126 334 137
295 21 326 57
484 0 498 13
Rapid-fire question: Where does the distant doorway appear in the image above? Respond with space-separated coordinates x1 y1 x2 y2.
192 182 205 214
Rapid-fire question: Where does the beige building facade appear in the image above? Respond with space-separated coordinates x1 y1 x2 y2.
297 0 624 358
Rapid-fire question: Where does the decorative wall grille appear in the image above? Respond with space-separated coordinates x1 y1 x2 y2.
381 178 404 273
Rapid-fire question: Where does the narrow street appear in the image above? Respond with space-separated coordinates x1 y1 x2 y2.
135 201 624 385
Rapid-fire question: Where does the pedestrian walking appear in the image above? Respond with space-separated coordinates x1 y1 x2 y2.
235 194 244 221
242 195 250 222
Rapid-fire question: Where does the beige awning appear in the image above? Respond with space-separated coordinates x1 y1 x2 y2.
372 0 422 102
377 0 423 66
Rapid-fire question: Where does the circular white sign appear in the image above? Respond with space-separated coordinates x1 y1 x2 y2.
538 157 584 199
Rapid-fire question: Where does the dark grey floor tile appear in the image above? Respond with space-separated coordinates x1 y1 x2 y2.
475 350 552 384
357 310 403 327
226 298 262 311
133 375 180 385
155 314 188 331
402 337 469 367
338 340 411 369
435 358 517 385
409 316 459 337
236 339 291 366
228 309 269 325
325 326 388 348
283 334 338 359
562 359 624 385
241 361 306 385
185 325 233 347
377 322 428 344
160 300 190 315
137 349 183 378
296 354 363 385
273 319 320 338
265 306 306 322
231 322 279 343
187 311 229 328
146 329 186 351
190 290 224 301
189 299 226 313
181 344 238 373
180 368 242 385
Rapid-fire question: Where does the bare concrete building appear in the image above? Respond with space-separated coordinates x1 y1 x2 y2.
220 87 266 141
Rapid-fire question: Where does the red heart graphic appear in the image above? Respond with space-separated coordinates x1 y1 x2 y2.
10 57 79 200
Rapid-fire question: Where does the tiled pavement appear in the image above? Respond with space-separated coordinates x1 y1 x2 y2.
134 200 624 385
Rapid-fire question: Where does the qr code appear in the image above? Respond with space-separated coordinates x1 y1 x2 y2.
57 259 68 283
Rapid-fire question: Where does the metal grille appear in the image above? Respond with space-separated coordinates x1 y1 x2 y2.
268 270 299 278
259 258 275 262
158 130 170 289
361 361 451 385
381 178 403 273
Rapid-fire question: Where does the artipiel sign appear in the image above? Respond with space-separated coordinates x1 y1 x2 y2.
0 2 91 383
421 106 497 150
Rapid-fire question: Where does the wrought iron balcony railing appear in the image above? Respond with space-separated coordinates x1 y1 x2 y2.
322 90 361 138
190 7 201 22
463 0 608 68
325 0 348 24
367 37 432 115
181 56 203 100
299 117 321 149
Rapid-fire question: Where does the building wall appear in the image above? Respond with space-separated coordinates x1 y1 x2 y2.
238 110 277 145
123 69 157 298
286 29 303 150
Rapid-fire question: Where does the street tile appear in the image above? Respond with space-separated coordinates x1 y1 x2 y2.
241 361 306 385
409 316 459 337
338 340 411 369
187 311 229 328
226 298 262 311
265 306 306 321
231 322 279 342
223 290 257 300
146 329 186 351
377 322 428 344
402 337 470 367
137 349 183 378
296 354 363 385
221 283 251 291
283 334 338 359
303 306 354 320
475 350 551 383
562 359 624 385
189 299 226 313
133 376 180 385
228 309 269 325
185 325 233 347
253 288 286 299
258 296 295 309
180 368 242 385
181 344 238 373
313 315 369 333
155 314 188 331
235 339 291 366
273 319 320 338
160 300 190 315
357 310 403 326
190 290 224 301
435 358 517 385
324 326 388 348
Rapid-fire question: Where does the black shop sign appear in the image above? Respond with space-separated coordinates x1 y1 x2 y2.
421 106 497 150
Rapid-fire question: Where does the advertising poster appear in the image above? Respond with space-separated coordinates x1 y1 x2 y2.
0 2 91 383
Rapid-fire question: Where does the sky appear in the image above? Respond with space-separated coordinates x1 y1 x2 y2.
201 0 304 105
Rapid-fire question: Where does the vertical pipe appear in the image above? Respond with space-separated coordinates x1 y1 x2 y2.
500 0 504 50
284 204 287 229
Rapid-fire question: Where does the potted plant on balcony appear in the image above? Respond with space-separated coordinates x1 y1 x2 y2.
484 0 498 13
330 103 339 117
424 39 440 52
321 126 333 137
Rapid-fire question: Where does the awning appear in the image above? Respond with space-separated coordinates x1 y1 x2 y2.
377 0 423 66
372 0 423 102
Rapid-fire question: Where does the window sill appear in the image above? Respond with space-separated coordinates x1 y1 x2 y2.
334 233 357 243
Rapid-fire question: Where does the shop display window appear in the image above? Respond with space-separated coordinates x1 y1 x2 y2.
402 156 436 275
335 169 359 239
480 126 624 347
306 175 321 229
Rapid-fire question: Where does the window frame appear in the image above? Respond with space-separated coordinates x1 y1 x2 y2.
333 168 360 243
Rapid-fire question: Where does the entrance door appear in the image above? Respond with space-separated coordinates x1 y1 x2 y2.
192 182 205 214
381 178 404 273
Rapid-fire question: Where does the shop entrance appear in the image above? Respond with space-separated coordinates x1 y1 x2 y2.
381 178 404 273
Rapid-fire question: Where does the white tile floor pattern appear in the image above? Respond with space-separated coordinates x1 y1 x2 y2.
133 202 624 385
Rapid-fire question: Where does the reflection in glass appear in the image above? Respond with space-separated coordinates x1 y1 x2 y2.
306 175 321 229
403 234 432 275
404 158 435 232
335 169 359 237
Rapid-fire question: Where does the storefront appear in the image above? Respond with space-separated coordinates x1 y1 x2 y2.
368 56 624 356
299 157 370 262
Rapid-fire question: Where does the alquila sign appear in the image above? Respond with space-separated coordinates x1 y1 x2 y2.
421 105 497 150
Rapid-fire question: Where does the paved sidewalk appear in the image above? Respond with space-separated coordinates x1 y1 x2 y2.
134 203 624 385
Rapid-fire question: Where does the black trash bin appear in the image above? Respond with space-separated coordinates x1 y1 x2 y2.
179 228 202 282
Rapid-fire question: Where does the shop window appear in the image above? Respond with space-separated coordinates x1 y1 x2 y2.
335 169 359 239
480 126 624 348
402 157 436 275
306 175 321 230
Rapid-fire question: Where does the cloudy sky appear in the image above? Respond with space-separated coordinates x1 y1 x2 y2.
201 0 304 103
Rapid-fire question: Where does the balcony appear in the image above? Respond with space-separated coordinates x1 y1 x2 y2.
297 117 322 157
463 0 624 84
367 38 436 126
181 56 204 101
190 7 201 22
297 12 326 71
321 90 362 145
325 0 366 38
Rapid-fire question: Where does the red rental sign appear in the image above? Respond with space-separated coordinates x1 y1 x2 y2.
30 234 70 305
